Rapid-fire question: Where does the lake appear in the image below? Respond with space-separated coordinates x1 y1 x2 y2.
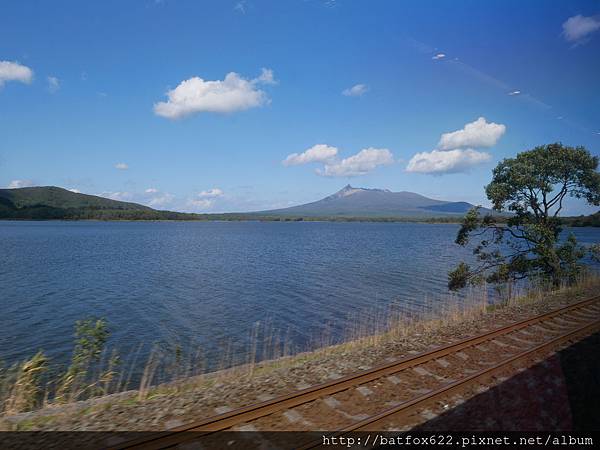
1 221 598 382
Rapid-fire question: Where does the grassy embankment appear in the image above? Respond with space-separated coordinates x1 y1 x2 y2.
1 271 599 423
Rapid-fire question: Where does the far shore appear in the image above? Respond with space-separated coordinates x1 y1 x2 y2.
1 216 598 226
0 216 468 224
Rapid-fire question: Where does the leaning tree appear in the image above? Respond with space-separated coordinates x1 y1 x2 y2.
448 143 600 291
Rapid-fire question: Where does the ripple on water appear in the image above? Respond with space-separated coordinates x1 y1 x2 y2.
1 221 598 380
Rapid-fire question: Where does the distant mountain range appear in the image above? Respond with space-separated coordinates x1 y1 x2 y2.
257 185 492 217
1 186 152 211
0 186 194 220
1 185 596 224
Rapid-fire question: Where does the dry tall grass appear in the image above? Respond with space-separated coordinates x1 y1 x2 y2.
1 271 599 415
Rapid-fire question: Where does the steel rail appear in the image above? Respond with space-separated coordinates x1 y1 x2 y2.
115 295 600 450
298 316 600 449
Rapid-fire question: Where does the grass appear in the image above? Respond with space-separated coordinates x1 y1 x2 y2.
1 271 599 419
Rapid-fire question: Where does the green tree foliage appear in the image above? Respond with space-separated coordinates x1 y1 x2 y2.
449 143 600 291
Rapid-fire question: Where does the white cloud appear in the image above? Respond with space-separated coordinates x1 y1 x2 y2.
342 84 368 97
7 179 35 189
562 14 600 43
68 188 81 193
147 193 174 208
508 90 521 96
405 117 506 175
153 69 275 119
102 191 133 201
47 76 60 93
256 67 277 85
0 61 33 87
437 117 506 150
283 144 339 166
198 188 224 198
98 188 176 209
187 198 215 210
115 162 129 170
406 149 492 174
234 1 247 14
432 53 446 60
184 188 225 210
319 148 394 177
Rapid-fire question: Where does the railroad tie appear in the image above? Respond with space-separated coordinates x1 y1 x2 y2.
110 296 600 450
455 351 470 360
435 358 451 368
323 396 342 409
386 375 404 385
508 334 535 345
356 386 374 397
283 409 313 426
412 366 446 381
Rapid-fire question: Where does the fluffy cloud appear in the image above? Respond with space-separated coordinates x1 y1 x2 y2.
187 198 215 209
184 188 225 210
283 144 339 166
508 90 521 96
100 188 176 209
0 61 33 87
437 117 506 150
115 162 129 170
432 53 446 60
319 148 394 177
198 188 224 198
406 117 506 175
47 76 60 93
7 179 35 188
406 149 492 174
154 69 275 119
342 84 368 97
562 14 600 43
147 193 174 208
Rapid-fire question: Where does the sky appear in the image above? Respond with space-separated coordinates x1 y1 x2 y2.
1 0 599 214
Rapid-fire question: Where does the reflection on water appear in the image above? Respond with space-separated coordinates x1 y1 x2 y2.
1 221 598 379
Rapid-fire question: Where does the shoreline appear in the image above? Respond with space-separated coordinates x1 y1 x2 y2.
1 217 597 226
2 275 599 431
0 217 468 224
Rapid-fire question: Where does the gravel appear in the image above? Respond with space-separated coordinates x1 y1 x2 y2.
1 282 597 432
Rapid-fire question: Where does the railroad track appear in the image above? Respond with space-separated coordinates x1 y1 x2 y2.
115 295 600 450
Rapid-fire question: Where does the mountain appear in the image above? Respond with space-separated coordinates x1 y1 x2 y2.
257 185 492 218
2 185 596 223
0 186 152 211
0 186 197 220
1 185 488 221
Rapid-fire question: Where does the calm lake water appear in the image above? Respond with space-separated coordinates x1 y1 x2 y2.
1 221 599 379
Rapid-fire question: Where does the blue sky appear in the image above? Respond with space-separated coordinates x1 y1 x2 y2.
1 0 599 214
